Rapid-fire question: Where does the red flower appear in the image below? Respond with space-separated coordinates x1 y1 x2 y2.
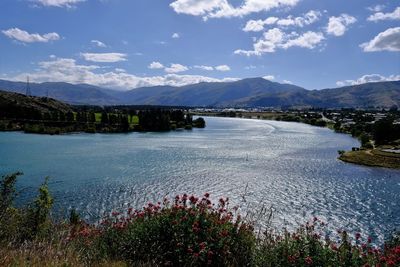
305 256 313 265
368 236 372 243
355 232 361 240
199 242 206 250
204 193 210 198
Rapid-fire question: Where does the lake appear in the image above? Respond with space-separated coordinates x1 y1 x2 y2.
1 117 399 243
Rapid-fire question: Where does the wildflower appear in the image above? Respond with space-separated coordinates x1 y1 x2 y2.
355 232 361 240
204 192 210 198
368 236 372 243
111 211 120 216
199 242 206 250
187 248 193 253
288 255 296 263
305 256 313 265
207 250 213 259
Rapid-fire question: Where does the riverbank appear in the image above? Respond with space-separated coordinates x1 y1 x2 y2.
192 111 400 169
339 148 400 169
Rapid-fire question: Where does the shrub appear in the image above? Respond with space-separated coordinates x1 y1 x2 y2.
73 194 255 266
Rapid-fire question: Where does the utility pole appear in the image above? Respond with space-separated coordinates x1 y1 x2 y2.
26 76 31 96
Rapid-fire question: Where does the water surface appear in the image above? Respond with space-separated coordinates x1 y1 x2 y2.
1 117 399 243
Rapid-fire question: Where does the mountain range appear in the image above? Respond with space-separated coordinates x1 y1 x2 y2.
0 78 399 108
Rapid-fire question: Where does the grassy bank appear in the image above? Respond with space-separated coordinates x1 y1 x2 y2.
339 148 400 169
1 173 399 266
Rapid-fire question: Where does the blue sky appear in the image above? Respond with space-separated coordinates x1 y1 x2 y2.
0 0 399 90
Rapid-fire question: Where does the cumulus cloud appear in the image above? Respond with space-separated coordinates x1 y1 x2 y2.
91 40 107 47
336 74 400 86
360 27 400 52
81 53 127 63
235 28 324 56
164 63 189 73
172 33 180 38
326 14 357 36
170 0 300 20
367 7 400 22
283 80 293 84
243 10 321 32
215 65 231 71
148 61 165 69
282 31 325 49
263 75 275 81
33 0 85 8
10 57 238 90
2 28 60 43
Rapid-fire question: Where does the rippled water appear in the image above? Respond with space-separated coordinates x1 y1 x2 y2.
1 117 399 243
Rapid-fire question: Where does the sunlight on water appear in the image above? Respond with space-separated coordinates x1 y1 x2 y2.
0 117 399 244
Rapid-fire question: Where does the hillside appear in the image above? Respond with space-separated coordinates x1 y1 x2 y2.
0 89 73 117
0 78 399 108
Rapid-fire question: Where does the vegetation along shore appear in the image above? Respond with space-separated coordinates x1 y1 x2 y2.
0 90 206 134
191 107 400 169
1 172 399 266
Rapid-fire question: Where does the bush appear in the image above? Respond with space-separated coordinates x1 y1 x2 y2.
73 194 254 266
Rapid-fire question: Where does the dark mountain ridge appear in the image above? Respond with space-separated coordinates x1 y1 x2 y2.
0 78 398 108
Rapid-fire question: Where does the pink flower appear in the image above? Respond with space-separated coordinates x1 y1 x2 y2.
305 256 313 265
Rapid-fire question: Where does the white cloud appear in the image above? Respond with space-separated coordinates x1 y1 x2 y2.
33 0 85 8
360 27 400 52
215 65 231 71
243 17 278 32
281 31 325 49
283 80 293 84
148 61 165 69
326 14 357 36
367 5 385 12
81 52 127 63
10 57 238 90
263 75 275 80
164 63 189 73
243 10 321 32
170 0 300 20
194 65 214 71
91 40 107 47
235 28 324 56
2 28 60 43
367 7 400 22
172 33 180 38
336 74 400 86
114 68 126 73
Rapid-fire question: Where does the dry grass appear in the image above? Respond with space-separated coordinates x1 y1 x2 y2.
339 149 400 169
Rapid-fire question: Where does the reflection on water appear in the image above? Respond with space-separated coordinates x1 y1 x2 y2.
0 117 399 244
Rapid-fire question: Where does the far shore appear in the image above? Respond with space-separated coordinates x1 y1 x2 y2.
191 112 400 169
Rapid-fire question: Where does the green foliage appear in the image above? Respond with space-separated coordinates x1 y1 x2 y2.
69 208 81 225
24 177 54 239
193 117 206 128
0 172 22 217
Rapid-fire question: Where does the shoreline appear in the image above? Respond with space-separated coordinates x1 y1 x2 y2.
192 113 400 169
